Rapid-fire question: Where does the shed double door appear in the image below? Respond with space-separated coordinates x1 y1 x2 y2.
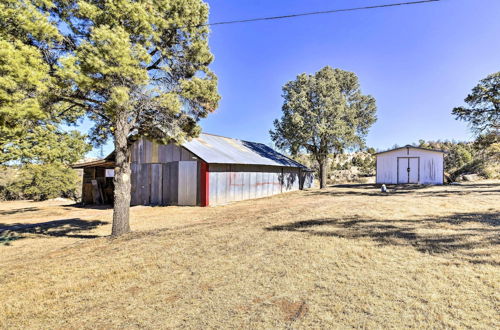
397 157 419 184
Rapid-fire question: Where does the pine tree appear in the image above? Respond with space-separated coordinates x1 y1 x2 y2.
271 66 376 188
1 0 220 236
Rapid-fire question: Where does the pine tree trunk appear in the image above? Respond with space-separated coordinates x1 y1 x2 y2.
111 112 131 237
318 158 328 189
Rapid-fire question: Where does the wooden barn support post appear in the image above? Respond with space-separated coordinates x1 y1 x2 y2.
200 161 209 207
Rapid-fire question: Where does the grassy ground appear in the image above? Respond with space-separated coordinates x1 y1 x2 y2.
0 181 499 328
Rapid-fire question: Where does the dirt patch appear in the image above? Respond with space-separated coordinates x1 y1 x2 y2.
274 299 308 322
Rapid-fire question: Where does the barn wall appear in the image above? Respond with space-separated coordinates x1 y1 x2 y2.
376 148 444 184
128 138 313 206
178 161 198 206
208 164 309 206
130 138 198 163
130 161 200 206
129 138 199 206
300 171 315 189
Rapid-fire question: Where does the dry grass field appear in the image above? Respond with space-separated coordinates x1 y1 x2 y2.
0 181 499 328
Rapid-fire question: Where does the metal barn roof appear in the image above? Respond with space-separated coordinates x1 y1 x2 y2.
183 133 309 169
375 145 446 155
72 133 311 170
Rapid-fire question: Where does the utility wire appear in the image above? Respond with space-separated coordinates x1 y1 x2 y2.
205 0 441 27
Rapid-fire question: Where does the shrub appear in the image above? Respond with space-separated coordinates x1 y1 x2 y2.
10 164 80 201
351 154 375 176
0 166 21 200
449 159 484 181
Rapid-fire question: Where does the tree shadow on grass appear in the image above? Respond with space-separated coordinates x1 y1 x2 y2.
0 203 114 217
64 203 114 210
0 218 108 240
0 207 40 216
266 211 500 265
308 183 500 197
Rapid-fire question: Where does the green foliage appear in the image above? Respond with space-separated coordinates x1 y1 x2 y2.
271 66 377 156
0 166 20 200
271 66 377 187
474 132 500 161
334 161 350 171
1 1 219 220
414 138 499 180
452 72 499 135
449 159 486 180
0 1 92 171
8 164 80 201
0 0 69 153
22 0 221 146
0 39 49 134
351 154 376 176
1 125 91 165
445 144 473 170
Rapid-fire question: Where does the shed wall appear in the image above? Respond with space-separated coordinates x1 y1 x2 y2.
376 148 444 184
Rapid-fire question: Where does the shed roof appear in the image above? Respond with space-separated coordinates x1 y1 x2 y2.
375 145 446 156
184 133 309 169
72 159 115 169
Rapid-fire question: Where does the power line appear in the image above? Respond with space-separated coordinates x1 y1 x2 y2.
205 0 442 27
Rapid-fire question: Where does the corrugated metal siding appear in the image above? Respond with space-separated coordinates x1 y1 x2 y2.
178 161 198 206
282 167 300 191
301 171 314 189
150 164 162 205
128 137 313 207
208 164 306 206
131 161 183 206
376 148 444 184
131 138 197 164
162 162 178 205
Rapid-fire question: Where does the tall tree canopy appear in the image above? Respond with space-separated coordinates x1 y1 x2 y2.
1 0 220 236
271 66 376 188
452 72 499 135
0 125 90 165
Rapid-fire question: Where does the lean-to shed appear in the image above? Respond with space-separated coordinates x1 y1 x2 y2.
375 145 445 184
73 133 314 206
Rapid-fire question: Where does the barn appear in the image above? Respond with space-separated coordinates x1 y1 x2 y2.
375 145 445 185
73 133 314 206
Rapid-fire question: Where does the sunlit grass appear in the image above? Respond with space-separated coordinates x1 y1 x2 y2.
0 181 498 328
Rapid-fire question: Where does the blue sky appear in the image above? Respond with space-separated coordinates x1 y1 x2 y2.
84 0 500 157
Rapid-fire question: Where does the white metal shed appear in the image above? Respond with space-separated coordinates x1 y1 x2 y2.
376 145 445 185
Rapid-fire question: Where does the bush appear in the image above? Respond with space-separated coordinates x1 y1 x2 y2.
449 159 484 181
446 144 473 170
416 138 499 181
351 154 375 176
9 164 80 201
0 166 21 200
